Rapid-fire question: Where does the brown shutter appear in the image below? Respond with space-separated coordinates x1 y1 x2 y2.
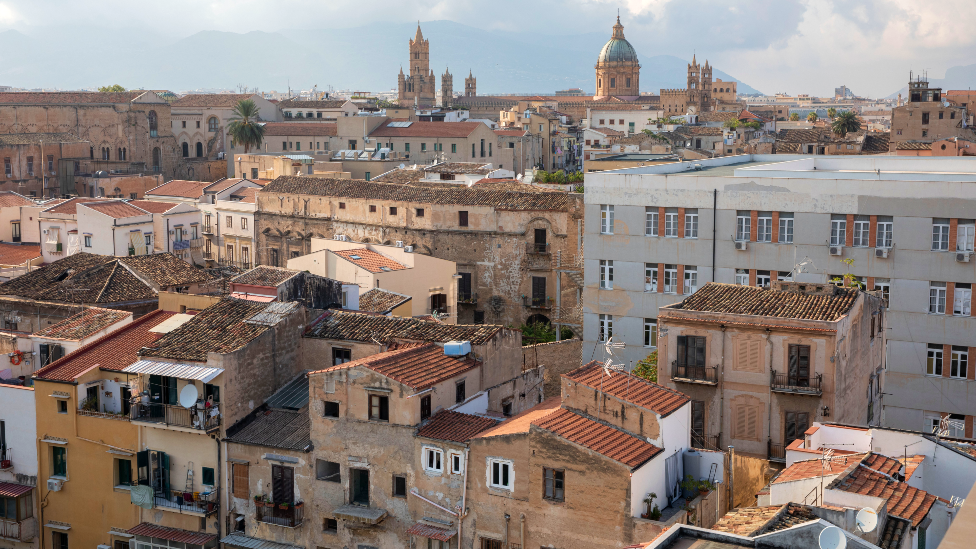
734 403 746 439
746 404 760 441
232 464 249 499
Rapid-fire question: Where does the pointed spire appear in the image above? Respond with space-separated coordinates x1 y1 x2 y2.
469 69 473 77
692 53 697 66
415 21 424 42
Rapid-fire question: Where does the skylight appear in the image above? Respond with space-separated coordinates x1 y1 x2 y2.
349 255 361 260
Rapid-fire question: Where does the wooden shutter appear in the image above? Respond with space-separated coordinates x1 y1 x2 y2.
677 336 687 367
272 465 293 503
734 403 747 440
735 339 762 372
785 411 796 442
532 276 546 301
745 404 760 440
232 464 249 499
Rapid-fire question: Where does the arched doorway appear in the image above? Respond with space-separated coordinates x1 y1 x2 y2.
525 313 550 326
181 142 189 157
196 142 203 157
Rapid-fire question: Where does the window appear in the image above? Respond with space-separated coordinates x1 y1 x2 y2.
389 207 397 215
929 282 947 314
3 158 9 176
957 220 975 252
680 207 696 239
645 207 658 236
757 212 772 242
922 112 930 124
455 380 466 404
423 446 443 473
684 265 698 294
954 283 972 316
787 345 811 385
52 446 66 477
339 202 345 209
459 211 468 227
785 411 810 446
927 344 944 376
735 211 751 241
233 463 249 499
853 216 870 247
778 271 793 282
421 143 427 152
420 395 432 421
26 156 33 176
599 260 613 289
664 264 678 294
323 518 338 533
664 208 679 237
391 475 408 498
202 467 215 486
57 400 67 414
933 218 950 251
84 235 92 247
53 531 68 549
644 319 657 348
756 270 770 288
645 263 658 292
451 143 457 153
600 205 614 234
316 460 340 482
323 401 340 417
676 336 706 369
369 205 376 213
416 208 425 217
369 394 389 421
543 468 565 501
226 216 233 228
488 459 513 490
830 215 847 246
873 278 891 302
735 269 749 285
598 314 612 343
950 346 968 379
116 458 133 486
47 155 54 172
332 348 351 365
446 452 463 475
877 216 893 248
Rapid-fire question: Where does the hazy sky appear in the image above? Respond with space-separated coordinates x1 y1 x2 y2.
1 0 973 97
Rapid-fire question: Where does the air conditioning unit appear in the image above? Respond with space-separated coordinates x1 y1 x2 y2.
829 246 843 256
957 252 971 263
334 235 348 242
395 241 404 248
404 245 414 253
875 247 889 259
734 241 748 251
47 478 63 492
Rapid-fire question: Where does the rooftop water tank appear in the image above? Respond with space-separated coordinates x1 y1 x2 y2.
444 341 472 356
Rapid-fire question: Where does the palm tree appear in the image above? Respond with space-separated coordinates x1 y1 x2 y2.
227 99 265 153
832 110 861 137
789 113 800 121
827 107 837 119
806 112 818 123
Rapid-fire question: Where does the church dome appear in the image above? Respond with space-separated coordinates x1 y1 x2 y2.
597 17 638 64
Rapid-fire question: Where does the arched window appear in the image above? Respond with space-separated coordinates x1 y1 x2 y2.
152 147 161 171
196 142 203 157
182 142 189 158
208 117 218 132
148 110 158 137
90 146 94 159
118 148 123 160
122 147 127 160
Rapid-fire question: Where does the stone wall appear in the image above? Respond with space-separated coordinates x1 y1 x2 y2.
76 174 164 198
522 338 582 397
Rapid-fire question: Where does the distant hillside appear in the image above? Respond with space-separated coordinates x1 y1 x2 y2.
886 63 976 99
0 21 761 96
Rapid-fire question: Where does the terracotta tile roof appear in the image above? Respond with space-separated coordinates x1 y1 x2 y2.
358 288 411 314
494 129 526 137
32 310 175 381
532 407 662 468
0 243 41 266
127 523 217 545
698 111 741 123
231 266 300 287
477 397 561 438
262 122 337 137
42 197 103 215
309 343 478 391
862 453 903 476
139 298 273 362
0 482 35 497
903 455 925 479
564 361 689 417
878 515 911 549
668 282 858 322
79 201 150 219
0 92 148 105
262 176 574 212
170 93 255 108
369 121 483 138
675 126 723 136
372 167 424 184
204 178 254 194
772 454 865 484
0 132 85 145
940 440 976 460
0 191 34 208
711 505 784 536
416 410 500 442
405 522 456 542
118 253 213 287
229 187 259 204
895 141 932 150
827 464 937 526
32 307 131 341
278 99 349 109
127 200 179 214
590 127 626 137
425 162 493 175
332 248 406 273
862 133 890 153
305 310 504 345
225 407 310 451
767 503 817 532
146 179 211 199
776 142 801 153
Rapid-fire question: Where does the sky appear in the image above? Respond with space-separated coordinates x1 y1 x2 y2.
0 0 974 98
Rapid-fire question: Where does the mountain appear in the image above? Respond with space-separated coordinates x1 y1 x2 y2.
886 63 976 99
0 21 761 96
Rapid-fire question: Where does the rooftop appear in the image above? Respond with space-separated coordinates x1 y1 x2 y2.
305 310 505 345
0 243 41 266
0 92 150 105
278 99 348 109
262 122 337 137
309 343 478 391
772 454 866 484
0 132 85 145
32 307 131 341
79 200 150 219
0 191 34 208
127 523 217 546
358 288 411 314
424 162 493 175
533 407 663 468
146 179 211 199
827 463 938 526
664 282 859 322
416 410 500 442
565 361 689 417
231 265 301 287
332 248 406 273
368 121 484 138
170 93 255 108
228 187 259 203
225 377 311 451
709 505 784 536
127 200 180 214
139 298 276 362
43 197 104 215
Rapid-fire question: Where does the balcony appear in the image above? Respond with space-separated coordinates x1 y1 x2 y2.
154 490 217 516
671 362 719 385
691 433 721 452
0 517 37 542
203 252 214 260
333 505 388 528
130 403 221 432
522 296 552 309
770 371 823 396
202 225 214 235
255 501 305 528
526 242 550 254
458 292 478 306
767 440 786 463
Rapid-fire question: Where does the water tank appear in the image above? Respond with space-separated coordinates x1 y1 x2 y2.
444 341 472 356
683 449 702 482
95 170 108 178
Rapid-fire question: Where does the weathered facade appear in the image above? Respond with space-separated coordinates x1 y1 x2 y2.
889 76 974 151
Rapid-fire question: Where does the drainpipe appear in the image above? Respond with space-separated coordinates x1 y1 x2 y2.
520 513 525 549
503 514 510 548
711 189 717 282
458 447 469 547
719 325 726 447
166 218 171 253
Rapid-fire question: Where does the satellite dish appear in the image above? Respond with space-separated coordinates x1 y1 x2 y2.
179 384 199 408
856 508 878 533
819 526 847 549
399 163 406 169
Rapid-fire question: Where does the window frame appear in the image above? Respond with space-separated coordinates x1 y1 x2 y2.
756 213 772 243
853 217 870 247
954 284 972 316
644 318 657 348
423 446 444 474
957 223 975 252
830 218 846 247
644 263 658 292
420 394 432 421
316 459 341 482
449 451 464 475
735 214 751 242
684 209 699 238
323 400 340 418
664 210 679 237
598 314 612 343
599 260 613 290
645 207 658 236
778 213 794 244
600 205 614 234
368 393 389 422
487 458 513 491
929 282 947 314
926 345 944 376
735 269 749 286
932 220 950 251
683 266 698 295
543 467 565 502
663 265 678 294
950 347 968 379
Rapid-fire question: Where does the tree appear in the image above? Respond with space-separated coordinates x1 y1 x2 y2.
518 321 573 345
827 107 837 119
551 169 566 184
534 169 549 183
789 113 800 121
831 110 861 137
98 84 126 92
633 350 658 383
722 119 740 130
226 99 265 153
806 112 819 123
742 120 761 131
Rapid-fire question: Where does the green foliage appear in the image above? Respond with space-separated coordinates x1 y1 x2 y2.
519 321 573 346
742 120 761 131
807 112 819 122
830 258 864 289
681 474 717 494
789 113 800 121
98 84 126 92
831 110 861 137
534 169 549 183
633 350 658 383
827 107 837 119
534 170 582 184
227 99 265 153
551 169 566 183
723 119 740 130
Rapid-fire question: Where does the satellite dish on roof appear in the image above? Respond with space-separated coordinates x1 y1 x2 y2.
856 508 878 533
399 163 406 169
179 384 199 408
819 526 847 549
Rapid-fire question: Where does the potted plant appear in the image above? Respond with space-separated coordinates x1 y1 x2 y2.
641 492 657 519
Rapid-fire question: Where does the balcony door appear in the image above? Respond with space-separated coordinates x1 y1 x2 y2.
351 468 369 506
458 272 472 301
271 464 294 504
534 228 546 252
532 276 546 307
787 345 811 387
785 411 810 446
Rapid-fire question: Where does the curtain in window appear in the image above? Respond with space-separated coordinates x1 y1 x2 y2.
130 231 147 256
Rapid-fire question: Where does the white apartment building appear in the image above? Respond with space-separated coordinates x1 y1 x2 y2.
583 155 976 439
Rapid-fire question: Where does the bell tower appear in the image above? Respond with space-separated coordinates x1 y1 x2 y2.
441 67 453 107
465 70 477 97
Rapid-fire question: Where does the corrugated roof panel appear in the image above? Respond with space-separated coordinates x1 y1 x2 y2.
123 359 223 383
265 374 310 410
221 533 303 549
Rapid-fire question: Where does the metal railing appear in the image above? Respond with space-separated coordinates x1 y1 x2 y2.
522 296 552 309
256 502 304 528
202 225 214 234
691 433 721 452
1 517 37 542
154 492 217 516
767 439 786 462
526 242 550 254
671 361 719 384
458 292 478 305
770 371 823 395
130 403 221 431
552 250 583 271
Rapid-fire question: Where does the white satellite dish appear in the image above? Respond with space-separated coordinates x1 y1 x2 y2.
819 526 847 549
856 508 878 533
179 384 199 408
399 163 406 169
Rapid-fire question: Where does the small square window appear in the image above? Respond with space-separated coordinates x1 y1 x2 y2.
543 467 565 501
393 475 407 497
369 205 377 213
389 207 397 215
423 446 444 473
316 460 340 482
416 208 425 217
202 467 215 486
323 401 339 418
449 452 463 474
323 518 338 533
339 202 345 209
369 394 389 421
57 400 67 414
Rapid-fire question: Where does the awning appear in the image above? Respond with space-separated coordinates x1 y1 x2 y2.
220 533 303 549
230 292 277 303
333 504 388 525
122 360 223 383
406 522 456 542
127 523 217 546
0 482 34 497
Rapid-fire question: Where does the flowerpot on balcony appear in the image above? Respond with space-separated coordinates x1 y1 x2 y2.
208 502 215 512
294 502 304 509
279 503 290 510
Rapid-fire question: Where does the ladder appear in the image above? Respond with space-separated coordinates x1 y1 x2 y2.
708 462 718 485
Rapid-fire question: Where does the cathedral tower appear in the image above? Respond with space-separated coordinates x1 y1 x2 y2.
464 70 477 97
397 23 436 106
593 17 640 100
441 67 453 107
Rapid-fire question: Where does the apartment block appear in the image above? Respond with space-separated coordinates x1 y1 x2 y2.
583 155 976 439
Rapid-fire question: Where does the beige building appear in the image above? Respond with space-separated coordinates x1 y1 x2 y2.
660 56 714 115
890 76 974 150
170 94 280 162
711 79 737 104
278 99 357 120
593 17 641 100
0 133 89 198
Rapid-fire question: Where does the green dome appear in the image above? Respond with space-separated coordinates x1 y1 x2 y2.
597 17 638 64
